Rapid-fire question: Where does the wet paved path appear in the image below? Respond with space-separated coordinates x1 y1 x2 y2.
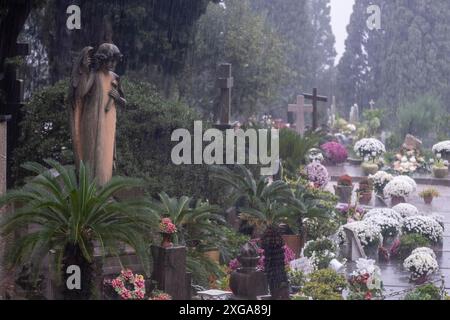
325 164 450 299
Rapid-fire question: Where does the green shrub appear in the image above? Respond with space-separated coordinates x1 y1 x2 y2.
404 284 441 300
288 270 307 289
308 269 347 294
397 233 431 260
302 282 343 300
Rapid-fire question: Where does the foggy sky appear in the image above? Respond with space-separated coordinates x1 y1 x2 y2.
330 0 355 65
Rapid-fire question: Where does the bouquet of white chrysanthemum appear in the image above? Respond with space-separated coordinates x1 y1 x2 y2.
369 171 393 195
364 215 400 238
354 138 386 160
403 251 439 281
432 140 450 155
392 203 419 218
402 216 444 243
383 178 414 198
394 175 417 192
363 208 403 224
345 221 383 247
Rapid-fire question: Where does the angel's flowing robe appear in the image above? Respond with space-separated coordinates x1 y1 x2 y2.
71 69 118 186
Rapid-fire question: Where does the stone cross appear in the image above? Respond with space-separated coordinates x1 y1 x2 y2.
303 88 328 130
369 99 375 110
288 95 312 136
215 63 233 130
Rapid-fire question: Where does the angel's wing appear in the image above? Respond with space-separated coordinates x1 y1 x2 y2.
71 46 94 90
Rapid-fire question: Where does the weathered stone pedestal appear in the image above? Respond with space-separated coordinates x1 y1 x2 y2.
229 242 268 300
151 245 190 300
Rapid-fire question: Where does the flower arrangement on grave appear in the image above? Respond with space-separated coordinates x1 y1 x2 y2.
306 148 325 164
429 151 449 178
321 141 348 164
402 216 444 244
403 250 439 284
392 149 427 175
392 203 419 218
344 221 383 249
107 269 146 300
159 217 177 248
303 237 338 270
304 162 330 189
394 175 417 192
369 171 393 196
383 177 414 205
430 214 445 229
419 188 440 205
363 208 403 224
149 290 172 300
334 175 354 204
364 215 400 239
356 178 373 205
347 258 383 300
354 138 385 164
335 203 366 223
394 233 431 260
432 140 450 158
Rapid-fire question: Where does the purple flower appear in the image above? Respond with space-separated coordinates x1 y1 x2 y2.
228 258 240 271
321 142 348 164
305 162 330 189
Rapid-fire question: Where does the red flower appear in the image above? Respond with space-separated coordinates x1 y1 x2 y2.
364 291 372 300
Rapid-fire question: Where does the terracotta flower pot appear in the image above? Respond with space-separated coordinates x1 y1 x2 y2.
423 195 433 205
361 162 379 175
432 166 448 179
390 196 406 206
334 185 353 204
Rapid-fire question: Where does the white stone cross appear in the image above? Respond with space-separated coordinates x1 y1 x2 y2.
288 95 312 136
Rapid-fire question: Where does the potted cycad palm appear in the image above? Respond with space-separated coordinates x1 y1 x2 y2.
210 165 295 299
0 160 156 300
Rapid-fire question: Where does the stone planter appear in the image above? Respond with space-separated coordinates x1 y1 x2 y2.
390 196 406 206
361 162 379 175
432 166 448 179
348 158 363 166
334 185 353 204
358 191 373 205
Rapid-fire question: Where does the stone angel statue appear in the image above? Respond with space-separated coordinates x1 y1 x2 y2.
69 43 126 185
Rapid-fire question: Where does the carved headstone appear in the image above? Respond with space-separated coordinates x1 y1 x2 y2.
402 134 422 151
343 225 366 262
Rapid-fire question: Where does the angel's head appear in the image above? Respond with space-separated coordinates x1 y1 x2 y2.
94 43 122 72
